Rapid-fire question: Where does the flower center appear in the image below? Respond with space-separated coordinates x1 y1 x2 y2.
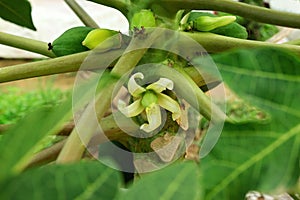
141 90 158 108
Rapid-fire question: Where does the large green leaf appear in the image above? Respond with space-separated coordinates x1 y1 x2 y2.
0 161 121 200
195 48 300 199
120 162 201 200
0 0 36 30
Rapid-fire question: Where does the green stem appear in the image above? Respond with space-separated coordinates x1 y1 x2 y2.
161 0 300 28
0 52 88 83
56 30 162 163
28 114 127 167
184 32 300 56
86 0 129 17
65 0 100 28
172 64 226 122
0 48 126 83
0 32 56 58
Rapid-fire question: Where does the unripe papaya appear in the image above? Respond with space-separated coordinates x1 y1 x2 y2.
49 26 95 57
82 29 120 50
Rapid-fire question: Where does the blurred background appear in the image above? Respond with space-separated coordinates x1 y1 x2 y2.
0 0 299 58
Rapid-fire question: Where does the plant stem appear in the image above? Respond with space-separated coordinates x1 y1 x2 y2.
161 0 300 28
56 30 162 163
0 48 125 83
64 0 99 28
27 139 67 168
0 32 56 58
27 114 128 168
173 64 226 123
184 32 300 56
85 0 129 17
0 52 87 83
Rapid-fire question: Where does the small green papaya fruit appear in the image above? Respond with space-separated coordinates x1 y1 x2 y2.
82 28 120 50
130 9 156 30
50 26 95 56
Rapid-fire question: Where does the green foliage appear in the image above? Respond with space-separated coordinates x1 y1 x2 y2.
0 87 68 125
1 1 300 200
0 0 36 30
195 48 300 199
120 162 201 200
0 161 122 200
50 26 95 56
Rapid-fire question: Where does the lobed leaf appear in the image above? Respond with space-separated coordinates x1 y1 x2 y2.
195 48 300 199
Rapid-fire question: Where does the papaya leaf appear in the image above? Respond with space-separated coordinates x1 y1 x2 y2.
119 162 201 200
194 48 300 199
0 0 36 30
0 161 121 200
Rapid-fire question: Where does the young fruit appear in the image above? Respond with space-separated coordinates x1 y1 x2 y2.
82 29 120 50
49 26 95 57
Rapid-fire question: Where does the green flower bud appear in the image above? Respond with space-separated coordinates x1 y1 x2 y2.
82 28 120 50
193 15 236 32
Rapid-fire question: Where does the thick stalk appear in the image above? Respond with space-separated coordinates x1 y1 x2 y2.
0 32 56 58
184 32 300 56
0 48 125 83
0 52 88 83
65 0 99 28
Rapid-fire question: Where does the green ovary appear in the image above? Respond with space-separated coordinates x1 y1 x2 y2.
141 90 158 108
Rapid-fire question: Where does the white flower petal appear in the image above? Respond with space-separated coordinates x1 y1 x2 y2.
140 103 162 132
157 93 181 121
128 72 146 97
118 99 144 117
146 78 174 93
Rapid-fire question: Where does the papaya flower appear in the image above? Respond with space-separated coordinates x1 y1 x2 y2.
118 72 183 132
